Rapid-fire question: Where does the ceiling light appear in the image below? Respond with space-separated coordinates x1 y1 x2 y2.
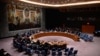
19 0 100 7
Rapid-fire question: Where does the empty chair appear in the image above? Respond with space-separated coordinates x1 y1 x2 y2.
83 35 89 41
79 33 84 38
84 38 88 42
89 36 93 42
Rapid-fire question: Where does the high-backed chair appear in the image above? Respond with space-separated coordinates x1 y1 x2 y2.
57 51 62 56
67 47 74 56
25 47 34 55
52 51 56 56
89 36 93 42
64 48 69 55
73 50 78 56
68 50 73 56
69 47 74 52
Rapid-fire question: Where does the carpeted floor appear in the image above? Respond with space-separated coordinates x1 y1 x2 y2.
0 34 100 56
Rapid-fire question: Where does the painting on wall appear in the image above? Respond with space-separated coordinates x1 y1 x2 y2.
7 4 41 31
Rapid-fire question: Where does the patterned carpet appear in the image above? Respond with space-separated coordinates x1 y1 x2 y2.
0 34 100 56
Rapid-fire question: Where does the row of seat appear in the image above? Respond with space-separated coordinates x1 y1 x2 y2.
79 32 93 42
51 47 78 56
13 41 78 56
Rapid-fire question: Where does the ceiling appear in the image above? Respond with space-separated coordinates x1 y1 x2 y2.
19 0 100 7
0 0 100 8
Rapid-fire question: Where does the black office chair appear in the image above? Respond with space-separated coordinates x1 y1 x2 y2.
68 50 73 56
69 47 74 52
73 50 78 56
65 48 69 52
57 51 62 56
52 51 56 56
64 48 69 55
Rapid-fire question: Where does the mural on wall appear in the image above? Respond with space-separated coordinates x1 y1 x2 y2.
7 3 41 31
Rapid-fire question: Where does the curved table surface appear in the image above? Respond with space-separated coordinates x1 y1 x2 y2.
30 32 80 41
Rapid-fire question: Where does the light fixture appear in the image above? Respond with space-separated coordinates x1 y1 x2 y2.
19 0 100 7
